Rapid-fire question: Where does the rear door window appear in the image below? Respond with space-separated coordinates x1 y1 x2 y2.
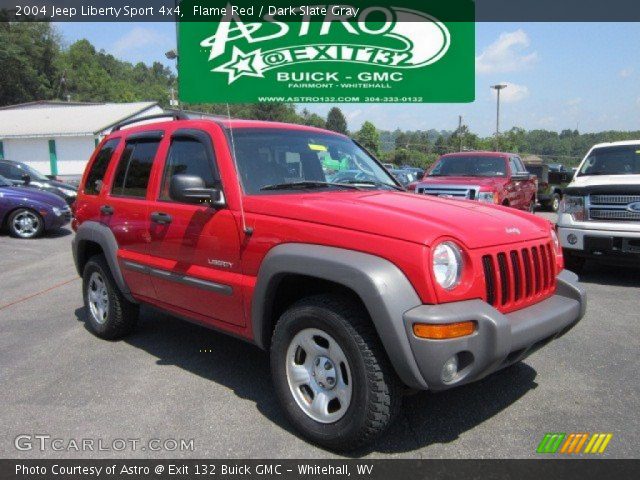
111 139 160 198
85 139 120 195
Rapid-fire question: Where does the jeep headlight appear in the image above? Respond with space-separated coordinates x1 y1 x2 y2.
560 195 585 221
477 191 496 203
432 242 464 290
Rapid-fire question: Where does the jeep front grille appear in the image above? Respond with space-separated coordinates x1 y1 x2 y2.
482 242 556 312
588 194 640 222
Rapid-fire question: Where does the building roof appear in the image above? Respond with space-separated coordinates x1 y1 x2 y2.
0 101 160 139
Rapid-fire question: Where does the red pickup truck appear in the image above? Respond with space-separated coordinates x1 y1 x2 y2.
72 114 585 450
415 152 537 212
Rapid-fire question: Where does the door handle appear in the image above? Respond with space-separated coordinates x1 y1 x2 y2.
150 212 172 224
100 205 114 215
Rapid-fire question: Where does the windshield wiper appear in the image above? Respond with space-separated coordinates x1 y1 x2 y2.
341 180 404 191
260 181 360 191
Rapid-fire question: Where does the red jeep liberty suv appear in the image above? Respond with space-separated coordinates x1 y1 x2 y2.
72 113 586 450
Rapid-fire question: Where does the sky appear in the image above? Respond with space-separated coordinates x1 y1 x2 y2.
55 21 640 136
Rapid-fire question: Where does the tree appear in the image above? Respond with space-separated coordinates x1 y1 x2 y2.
0 22 61 106
301 108 326 128
326 107 348 134
354 121 380 155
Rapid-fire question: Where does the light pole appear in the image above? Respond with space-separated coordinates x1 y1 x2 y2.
490 83 507 151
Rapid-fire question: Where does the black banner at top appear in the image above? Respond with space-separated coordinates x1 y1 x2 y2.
2 0 640 21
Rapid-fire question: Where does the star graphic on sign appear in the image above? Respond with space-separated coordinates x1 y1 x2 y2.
213 47 264 84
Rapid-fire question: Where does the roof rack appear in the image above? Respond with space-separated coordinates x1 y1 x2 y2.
112 111 189 131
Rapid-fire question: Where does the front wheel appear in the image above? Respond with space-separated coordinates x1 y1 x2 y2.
8 208 44 239
270 295 401 451
551 193 561 212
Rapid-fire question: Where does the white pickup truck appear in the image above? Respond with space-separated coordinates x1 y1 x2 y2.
557 140 640 271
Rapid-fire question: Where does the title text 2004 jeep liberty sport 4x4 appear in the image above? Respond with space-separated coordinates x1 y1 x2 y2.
72 113 586 450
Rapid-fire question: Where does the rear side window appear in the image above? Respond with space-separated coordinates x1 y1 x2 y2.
85 138 119 195
111 140 160 198
160 137 217 201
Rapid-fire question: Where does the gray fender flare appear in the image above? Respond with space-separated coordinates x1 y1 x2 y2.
72 221 136 303
252 243 428 389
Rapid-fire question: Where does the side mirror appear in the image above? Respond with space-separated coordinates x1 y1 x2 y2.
22 173 31 185
169 174 226 208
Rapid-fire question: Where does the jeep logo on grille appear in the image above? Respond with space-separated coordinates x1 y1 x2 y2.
627 202 640 212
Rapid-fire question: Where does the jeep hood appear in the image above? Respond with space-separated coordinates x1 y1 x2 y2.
245 191 550 249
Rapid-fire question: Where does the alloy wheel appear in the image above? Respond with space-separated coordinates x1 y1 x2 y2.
87 272 109 325
285 328 353 423
12 211 40 238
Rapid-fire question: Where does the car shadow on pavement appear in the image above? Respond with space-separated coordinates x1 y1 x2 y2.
75 306 539 456
576 263 640 288
46 227 73 238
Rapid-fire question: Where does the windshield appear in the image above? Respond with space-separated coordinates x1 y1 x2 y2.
229 129 399 194
428 156 507 177
0 174 12 187
578 146 640 176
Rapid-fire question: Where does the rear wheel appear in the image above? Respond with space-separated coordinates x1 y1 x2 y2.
82 254 138 339
551 193 561 212
8 208 44 239
270 294 401 451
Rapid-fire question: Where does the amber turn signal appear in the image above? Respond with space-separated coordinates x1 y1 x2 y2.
413 321 476 339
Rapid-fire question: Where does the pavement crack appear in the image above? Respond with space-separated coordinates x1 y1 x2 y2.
0 277 79 311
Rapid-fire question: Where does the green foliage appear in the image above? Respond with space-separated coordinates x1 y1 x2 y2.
326 107 348 134
354 121 381 155
3 21 639 171
300 108 326 128
0 22 60 105
56 39 176 105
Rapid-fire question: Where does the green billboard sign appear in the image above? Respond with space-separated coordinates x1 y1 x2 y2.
178 1 475 103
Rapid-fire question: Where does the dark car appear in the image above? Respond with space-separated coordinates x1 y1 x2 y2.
0 159 78 205
389 169 413 187
525 163 572 212
0 174 71 238
401 166 425 180
548 163 568 173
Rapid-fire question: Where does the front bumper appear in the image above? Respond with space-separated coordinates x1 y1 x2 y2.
402 270 586 391
558 225 640 265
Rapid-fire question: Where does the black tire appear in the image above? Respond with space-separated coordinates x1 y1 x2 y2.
7 208 44 239
82 254 138 340
563 250 585 273
551 193 561 212
270 294 401 451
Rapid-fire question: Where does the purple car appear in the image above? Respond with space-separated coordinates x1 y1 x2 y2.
0 174 71 239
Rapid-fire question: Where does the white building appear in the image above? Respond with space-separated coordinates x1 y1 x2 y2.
0 101 163 178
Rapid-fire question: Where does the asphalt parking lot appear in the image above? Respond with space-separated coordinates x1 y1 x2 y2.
1 213 639 459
